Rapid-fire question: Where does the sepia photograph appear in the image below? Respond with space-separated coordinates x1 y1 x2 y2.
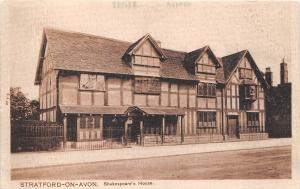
0 0 299 189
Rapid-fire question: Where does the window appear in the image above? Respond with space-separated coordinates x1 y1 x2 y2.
144 116 162 135
80 116 86 129
239 68 252 79
247 112 259 127
80 74 105 91
80 115 100 129
240 85 257 100
134 77 161 94
87 116 94 128
197 64 216 74
164 116 177 135
94 116 100 128
197 112 216 128
197 83 216 97
133 55 160 67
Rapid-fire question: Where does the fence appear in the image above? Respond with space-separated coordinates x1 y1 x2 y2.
65 127 130 151
142 126 268 147
11 120 63 152
11 120 270 152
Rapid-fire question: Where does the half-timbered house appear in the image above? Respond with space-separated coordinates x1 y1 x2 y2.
34 29 269 148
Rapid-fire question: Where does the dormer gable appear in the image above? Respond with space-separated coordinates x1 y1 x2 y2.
222 50 270 90
122 34 167 63
184 46 221 75
123 34 167 77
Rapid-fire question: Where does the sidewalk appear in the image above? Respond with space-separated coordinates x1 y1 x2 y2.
11 138 291 169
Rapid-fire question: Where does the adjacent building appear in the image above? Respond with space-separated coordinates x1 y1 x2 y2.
34 29 270 147
265 60 292 137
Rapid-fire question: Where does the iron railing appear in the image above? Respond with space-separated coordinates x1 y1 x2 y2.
11 121 269 151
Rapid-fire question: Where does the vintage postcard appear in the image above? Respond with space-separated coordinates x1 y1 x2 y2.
0 0 299 189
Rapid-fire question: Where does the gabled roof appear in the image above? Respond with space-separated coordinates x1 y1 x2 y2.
221 50 247 82
34 28 268 88
184 46 222 68
221 50 270 89
34 28 197 84
123 33 167 60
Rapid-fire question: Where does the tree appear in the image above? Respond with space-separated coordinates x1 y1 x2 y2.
10 87 32 121
29 99 40 120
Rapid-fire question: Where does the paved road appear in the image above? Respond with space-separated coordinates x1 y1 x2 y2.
12 146 291 180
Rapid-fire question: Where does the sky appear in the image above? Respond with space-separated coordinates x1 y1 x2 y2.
5 0 297 100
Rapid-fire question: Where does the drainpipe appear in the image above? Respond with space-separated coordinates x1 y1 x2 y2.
221 87 225 141
56 70 60 122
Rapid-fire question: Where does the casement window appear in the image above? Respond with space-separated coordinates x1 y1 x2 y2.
196 54 216 74
247 112 259 127
87 116 94 129
197 111 216 127
197 64 216 74
239 68 252 79
197 83 216 97
79 74 105 91
133 55 160 67
164 116 177 135
144 116 162 135
80 115 100 129
80 116 87 129
134 77 161 94
240 85 257 100
94 116 100 128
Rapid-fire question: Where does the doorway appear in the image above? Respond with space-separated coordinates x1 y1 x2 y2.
227 115 240 138
128 119 141 144
67 114 77 141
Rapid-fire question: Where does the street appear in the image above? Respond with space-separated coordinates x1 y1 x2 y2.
12 145 291 180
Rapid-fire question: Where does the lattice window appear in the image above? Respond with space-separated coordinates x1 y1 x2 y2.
247 112 259 127
197 111 216 128
197 83 216 97
79 74 105 91
134 77 161 94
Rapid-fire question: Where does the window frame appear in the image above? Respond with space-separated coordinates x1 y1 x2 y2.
197 82 216 97
79 74 106 91
197 111 217 128
79 115 101 129
134 77 161 95
132 55 160 68
246 112 260 127
240 85 257 100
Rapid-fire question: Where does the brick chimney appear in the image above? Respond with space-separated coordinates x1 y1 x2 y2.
280 58 288 84
265 67 273 86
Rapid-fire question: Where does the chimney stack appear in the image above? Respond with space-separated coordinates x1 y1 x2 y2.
265 67 273 86
280 58 288 85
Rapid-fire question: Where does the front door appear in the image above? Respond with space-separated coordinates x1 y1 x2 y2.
227 115 239 138
67 115 77 141
128 119 140 144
